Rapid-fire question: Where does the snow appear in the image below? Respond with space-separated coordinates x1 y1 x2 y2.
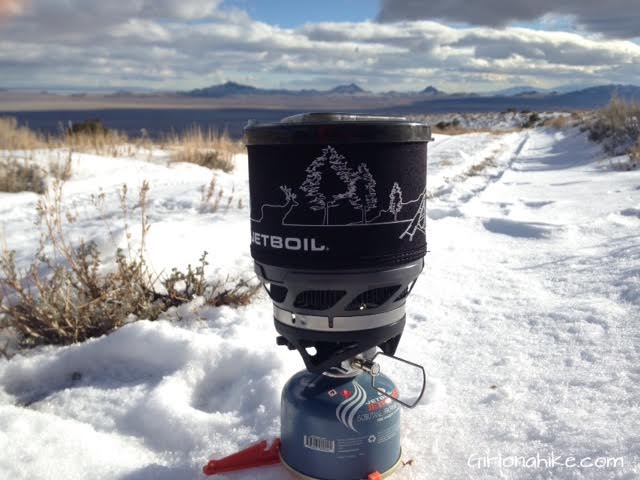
1 126 639 479
411 111 570 131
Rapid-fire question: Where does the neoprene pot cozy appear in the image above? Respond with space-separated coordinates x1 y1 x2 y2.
244 113 432 373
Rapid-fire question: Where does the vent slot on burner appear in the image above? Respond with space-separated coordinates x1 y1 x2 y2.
267 284 288 302
345 285 401 311
294 290 346 310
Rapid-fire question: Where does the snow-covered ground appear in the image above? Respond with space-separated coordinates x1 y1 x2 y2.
410 111 571 131
1 127 639 479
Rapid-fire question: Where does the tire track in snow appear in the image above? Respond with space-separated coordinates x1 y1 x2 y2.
459 132 531 203
426 132 530 218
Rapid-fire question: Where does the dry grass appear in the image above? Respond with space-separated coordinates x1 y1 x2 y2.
0 181 259 351
544 115 571 129
0 117 45 150
631 138 640 159
0 158 47 194
625 138 640 170
199 176 241 213
48 153 73 182
439 158 454 167
587 95 640 155
426 153 500 200
431 124 522 136
0 116 130 156
167 126 243 172
162 252 259 308
464 156 497 177
432 125 482 135
1 117 243 166
64 125 129 157
431 119 491 135
522 112 541 129
0 120 256 351
0 151 73 194
0 182 157 347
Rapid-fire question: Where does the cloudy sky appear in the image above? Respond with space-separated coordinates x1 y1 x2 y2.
0 0 639 93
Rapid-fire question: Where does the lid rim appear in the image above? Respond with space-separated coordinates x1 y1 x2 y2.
244 112 432 145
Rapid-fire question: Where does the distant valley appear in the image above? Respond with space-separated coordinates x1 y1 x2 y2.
2 82 639 140
2 82 640 114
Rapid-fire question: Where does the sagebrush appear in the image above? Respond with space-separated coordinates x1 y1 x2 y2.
626 139 640 170
522 112 541 129
0 158 47 194
168 126 243 172
0 151 74 194
587 95 640 156
544 115 570 129
0 182 259 351
64 119 129 156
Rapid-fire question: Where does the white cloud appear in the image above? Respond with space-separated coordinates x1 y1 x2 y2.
377 0 640 38
140 0 220 20
0 1 638 92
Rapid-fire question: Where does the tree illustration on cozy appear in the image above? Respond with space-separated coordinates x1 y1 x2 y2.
301 146 354 225
388 181 403 221
349 163 378 224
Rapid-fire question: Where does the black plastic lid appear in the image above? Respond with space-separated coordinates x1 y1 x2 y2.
244 112 432 145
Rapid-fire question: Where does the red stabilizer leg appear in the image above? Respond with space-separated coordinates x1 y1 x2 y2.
203 439 281 476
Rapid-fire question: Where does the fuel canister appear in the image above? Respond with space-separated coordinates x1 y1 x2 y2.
280 370 402 480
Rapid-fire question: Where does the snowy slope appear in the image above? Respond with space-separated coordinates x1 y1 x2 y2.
1 128 639 479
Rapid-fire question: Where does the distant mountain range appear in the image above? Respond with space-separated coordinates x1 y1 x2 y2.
485 84 594 97
420 86 444 96
380 84 640 114
182 81 447 98
178 82 640 112
180 81 640 111
3 82 639 115
183 81 371 98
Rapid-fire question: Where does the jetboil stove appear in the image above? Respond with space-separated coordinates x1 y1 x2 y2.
204 113 431 480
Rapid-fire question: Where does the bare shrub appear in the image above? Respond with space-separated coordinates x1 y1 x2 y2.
48 153 73 181
626 138 640 170
432 118 483 135
587 95 640 155
522 112 541 129
439 158 454 167
464 156 497 177
0 153 71 196
161 252 259 308
0 340 10 360
0 182 258 350
0 116 136 157
67 119 109 137
199 176 238 213
545 115 570 129
168 126 243 172
64 119 129 156
435 119 460 131
0 158 47 194
0 182 160 348
0 117 44 150
176 149 233 171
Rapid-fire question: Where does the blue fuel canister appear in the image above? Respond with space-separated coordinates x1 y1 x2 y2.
280 370 401 480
